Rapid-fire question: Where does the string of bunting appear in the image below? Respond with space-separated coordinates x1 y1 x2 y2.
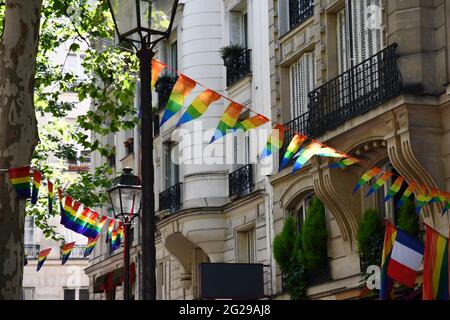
153 58 450 216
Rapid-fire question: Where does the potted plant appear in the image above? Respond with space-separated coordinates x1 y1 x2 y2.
219 43 246 65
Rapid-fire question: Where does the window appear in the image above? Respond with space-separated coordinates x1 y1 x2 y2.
64 288 89 300
157 260 171 300
337 0 383 71
230 9 248 48
64 289 76 300
289 52 315 119
233 132 250 170
237 228 256 263
24 216 34 245
163 142 179 189
22 287 34 300
64 52 85 79
294 193 314 232
170 41 178 71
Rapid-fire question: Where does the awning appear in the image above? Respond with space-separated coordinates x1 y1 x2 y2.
94 263 137 293
112 263 136 287
93 274 107 293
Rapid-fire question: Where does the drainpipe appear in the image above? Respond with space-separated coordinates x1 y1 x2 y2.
263 175 276 298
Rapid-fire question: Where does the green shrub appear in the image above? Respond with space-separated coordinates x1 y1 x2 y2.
397 199 419 237
219 44 246 63
301 197 328 270
273 216 297 273
356 209 384 269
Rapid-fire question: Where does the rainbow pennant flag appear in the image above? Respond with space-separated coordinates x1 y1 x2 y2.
84 236 99 258
428 188 440 204
423 225 449 300
31 170 42 205
106 219 115 243
292 141 323 173
8 166 31 199
279 134 307 170
94 216 108 238
260 124 285 160
177 89 222 126
81 211 99 239
151 59 166 90
443 193 450 215
64 201 81 231
61 242 76 265
314 145 346 158
235 115 270 132
384 176 404 202
160 74 197 126
328 157 360 169
37 248 52 271
366 172 393 198
110 228 119 251
352 167 382 194
72 208 92 234
380 220 397 300
396 181 417 209
48 181 54 214
60 196 73 227
415 185 431 214
210 102 244 143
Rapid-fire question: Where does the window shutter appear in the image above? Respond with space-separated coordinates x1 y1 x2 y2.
290 52 315 119
337 9 348 74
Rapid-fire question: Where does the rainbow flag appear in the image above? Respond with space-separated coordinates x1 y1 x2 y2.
110 229 119 251
396 181 417 209
260 124 285 160
60 196 73 227
423 225 449 300
328 157 360 169
292 142 323 173
48 181 54 214
176 89 221 126
415 185 431 214
160 74 197 126
31 170 42 205
8 166 31 199
443 193 450 215
279 134 307 170
84 236 99 258
37 248 52 271
151 59 166 90
61 242 76 265
64 201 81 231
366 172 393 198
106 219 115 243
235 115 270 132
94 215 108 238
380 220 397 300
72 208 92 234
210 102 244 143
81 211 99 239
314 146 346 158
352 167 382 194
428 188 440 204
384 176 404 202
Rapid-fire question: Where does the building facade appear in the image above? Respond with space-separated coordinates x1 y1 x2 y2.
268 0 450 299
85 0 450 300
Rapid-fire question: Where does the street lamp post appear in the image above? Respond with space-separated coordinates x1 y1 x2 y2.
106 0 179 300
107 168 142 300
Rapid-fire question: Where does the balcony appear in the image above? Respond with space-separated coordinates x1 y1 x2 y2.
289 0 314 30
224 49 252 87
24 244 40 259
159 182 182 213
280 44 402 166
61 245 88 259
229 164 253 198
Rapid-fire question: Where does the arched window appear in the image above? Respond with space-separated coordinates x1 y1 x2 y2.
286 191 315 232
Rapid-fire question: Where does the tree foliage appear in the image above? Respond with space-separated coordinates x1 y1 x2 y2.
356 209 384 270
0 0 140 240
397 199 419 238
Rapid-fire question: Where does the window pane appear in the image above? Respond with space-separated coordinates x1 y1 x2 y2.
64 289 76 300
79 289 89 300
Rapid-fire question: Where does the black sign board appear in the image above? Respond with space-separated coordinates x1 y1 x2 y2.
198 263 265 299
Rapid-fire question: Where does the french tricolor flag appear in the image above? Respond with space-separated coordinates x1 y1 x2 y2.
387 228 424 288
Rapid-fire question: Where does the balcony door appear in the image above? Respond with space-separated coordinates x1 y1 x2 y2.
337 0 384 72
289 52 315 119
164 142 180 189
230 8 248 48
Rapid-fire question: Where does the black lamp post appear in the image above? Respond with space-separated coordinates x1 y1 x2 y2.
108 168 142 300
106 0 179 300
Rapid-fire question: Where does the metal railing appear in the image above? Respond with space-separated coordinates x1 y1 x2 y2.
61 245 88 259
280 44 402 166
159 182 183 213
225 49 252 87
289 0 314 30
229 164 253 198
24 244 40 259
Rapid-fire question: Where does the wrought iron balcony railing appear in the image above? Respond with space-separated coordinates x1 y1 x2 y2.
280 44 402 167
229 164 253 198
289 0 314 30
24 244 40 259
225 49 252 87
61 245 88 259
159 182 182 213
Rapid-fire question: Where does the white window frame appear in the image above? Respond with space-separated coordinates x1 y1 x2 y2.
289 52 315 119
